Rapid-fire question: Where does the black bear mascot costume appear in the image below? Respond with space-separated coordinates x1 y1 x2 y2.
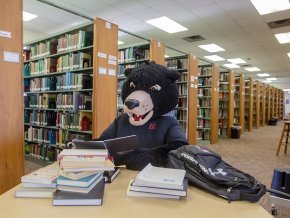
98 61 188 170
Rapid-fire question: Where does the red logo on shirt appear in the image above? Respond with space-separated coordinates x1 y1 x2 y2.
149 123 157 130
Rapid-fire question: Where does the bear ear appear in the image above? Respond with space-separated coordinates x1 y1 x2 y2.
124 68 133 77
165 70 180 82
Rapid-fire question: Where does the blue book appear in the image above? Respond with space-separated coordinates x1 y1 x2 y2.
57 172 103 187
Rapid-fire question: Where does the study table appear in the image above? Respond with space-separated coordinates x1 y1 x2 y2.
0 169 271 218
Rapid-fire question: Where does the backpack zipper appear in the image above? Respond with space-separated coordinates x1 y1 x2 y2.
227 187 232 203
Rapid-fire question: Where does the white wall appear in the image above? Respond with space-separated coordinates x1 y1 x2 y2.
23 29 48 44
285 93 290 117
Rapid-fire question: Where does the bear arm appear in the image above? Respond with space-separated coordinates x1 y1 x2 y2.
92 117 119 141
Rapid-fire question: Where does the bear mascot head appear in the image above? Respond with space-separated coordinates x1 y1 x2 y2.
122 61 180 126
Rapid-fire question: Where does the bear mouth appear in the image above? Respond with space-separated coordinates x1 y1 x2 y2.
128 110 152 122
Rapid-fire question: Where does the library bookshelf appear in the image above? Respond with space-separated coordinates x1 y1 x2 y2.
244 77 253 132
260 83 266 127
234 74 245 133
23 18 118 162
218 70 234 138
253 81 260 129
197 63 219 144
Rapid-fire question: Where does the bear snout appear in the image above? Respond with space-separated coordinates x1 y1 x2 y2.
124 99 139 110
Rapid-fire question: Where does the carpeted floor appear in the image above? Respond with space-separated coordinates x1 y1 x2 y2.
25 122 290 216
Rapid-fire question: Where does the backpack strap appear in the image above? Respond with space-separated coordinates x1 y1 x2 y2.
239 184 266 202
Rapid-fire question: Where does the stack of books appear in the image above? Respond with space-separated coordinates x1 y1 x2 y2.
127 164 188 200
15 162 59 198
53 149 115 206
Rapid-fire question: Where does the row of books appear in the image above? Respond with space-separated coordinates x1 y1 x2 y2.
57 30 92 53
196 130 210 141
198 67 212 76
198 88 211 97
24 142 59 161
197 119 210 128
25 126 92 147
219 101 228 109
219 83 229 91
165 58 188 70
29 38 57 60
220 73 229 81
199 99 211 107
25 58 56 75
198 108 210 118
177 98 187 108
118 46 149 63
56 53 92 72
25 110 56 126
198 77 212 86
176 110 187 121
26 92 92 111
178 84 187 95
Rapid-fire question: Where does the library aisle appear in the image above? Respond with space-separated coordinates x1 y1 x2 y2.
24 121 290 215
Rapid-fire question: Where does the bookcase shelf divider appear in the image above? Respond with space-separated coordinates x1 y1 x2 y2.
149 39 165 65
227 71 234 137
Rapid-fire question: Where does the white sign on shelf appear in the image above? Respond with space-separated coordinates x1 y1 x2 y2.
106 22 111 29
3 51 19 63
0 30 11 38
191 76 194 82
191 84 194 88
157 42 161 47
98 67 107 75
108 55 117 61
108 69 116 76
108 59 117 65
97 52 107 59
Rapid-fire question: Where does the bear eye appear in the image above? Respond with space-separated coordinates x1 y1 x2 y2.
149 84 161 91
130 82 136 89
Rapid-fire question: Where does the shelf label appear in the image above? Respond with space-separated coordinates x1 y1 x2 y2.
108 68 116 76
106 22 111 29
98 52 107 59
191 76 194 82
0 30 11 38
158 42 161 47
108 59 117 65
3 51 19 63
108 55 117 61
98 67 107 75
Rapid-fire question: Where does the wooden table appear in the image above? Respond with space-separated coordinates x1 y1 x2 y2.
0 169 271 218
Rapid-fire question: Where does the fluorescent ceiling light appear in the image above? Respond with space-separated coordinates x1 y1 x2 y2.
204 55 225 62
245 67 260 72
198 43 225 53
283 89 290 91
223 64 240 69
118 40 124 45
257 73 270 77
275 32 290 44
146 16 188 33
266 77 277 81
263 80 272 83
287 53 290 58
227 58 246 64
250 0 290 15
23 11 38 22
164 55 169 58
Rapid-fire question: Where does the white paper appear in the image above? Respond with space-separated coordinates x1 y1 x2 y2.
108 60 117 65
98 67 107 75
191 76 194 82
191 84 194 88
108 69 116 76
97 52 107 59
157 42 161 47
0 30 11 38
106 22 111 29
108 55 117 61
3 51 19 63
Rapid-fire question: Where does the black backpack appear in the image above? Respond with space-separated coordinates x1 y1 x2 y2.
167 145 266 202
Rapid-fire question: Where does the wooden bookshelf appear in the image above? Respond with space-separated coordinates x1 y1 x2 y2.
260 83 266 127
0 0 24 194
270 87 275 118
150 39 165 65
279 90 284 120
253 81 260 128
218 70 234 138
233 74 245 133
23 18 118 162
266 85 271 123
275 88 278 119
197 64 219 144
244 77 253 132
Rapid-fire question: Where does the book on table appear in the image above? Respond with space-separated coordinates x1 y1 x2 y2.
59 170 98 180
57 174 103 193
134 163 186 190
130 179 188 197
103 167 120 183
59 156 106 167
57 149 108 161
53 178 105 206
15 187 56 198
22 182 57 188
61 159 115 172
21 162 59 185
57 172 103 187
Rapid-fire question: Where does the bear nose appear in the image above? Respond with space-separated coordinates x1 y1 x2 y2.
124 99 139 110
